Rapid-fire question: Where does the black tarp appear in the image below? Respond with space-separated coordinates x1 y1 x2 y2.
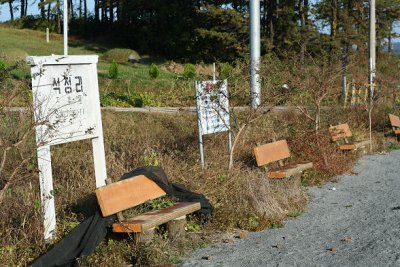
32 166 212 267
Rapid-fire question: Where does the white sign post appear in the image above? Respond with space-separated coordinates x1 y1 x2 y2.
195 80 232 167
27 55 107 240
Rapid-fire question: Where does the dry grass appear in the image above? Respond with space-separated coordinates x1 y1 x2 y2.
2 105 396 265
1 48 400 265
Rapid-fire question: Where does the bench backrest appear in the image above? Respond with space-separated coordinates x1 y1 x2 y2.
253 139 291 167
96 175 166 217
329 123 352 141
389 114 400 128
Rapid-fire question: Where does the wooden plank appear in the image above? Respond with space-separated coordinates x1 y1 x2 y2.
389 114 400 128
329 123 353 141
284 162 313 177
267 171 286 179
112 202 201 233
267 162 313 179
339 143 357 150
253 140 291 166
96 175 166 217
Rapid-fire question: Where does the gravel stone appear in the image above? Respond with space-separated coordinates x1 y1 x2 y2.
183 150 400 267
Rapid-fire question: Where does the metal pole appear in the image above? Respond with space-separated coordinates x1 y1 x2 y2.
63 0 68 56
369 0 376 98
250 0 261 109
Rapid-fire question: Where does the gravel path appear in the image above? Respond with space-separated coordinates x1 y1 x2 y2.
183 150 400 267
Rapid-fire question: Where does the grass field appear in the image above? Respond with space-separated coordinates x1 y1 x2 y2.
0 25 224 108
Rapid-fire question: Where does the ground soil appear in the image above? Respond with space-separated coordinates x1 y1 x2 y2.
183 150 400 267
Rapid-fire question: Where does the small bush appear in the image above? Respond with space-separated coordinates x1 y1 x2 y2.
108 60 119 79
0 60 6 80
148 63 160 79
102 48 140 64
220 62 233 79
183 63 197 79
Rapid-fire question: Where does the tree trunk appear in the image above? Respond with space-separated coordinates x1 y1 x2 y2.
300 0 306 63
109 0 113 23
24 0 27 16
94 0 99 21
267 0 276 47
116 0 120 21
20 0 25 18
330 0 338 62
388 20 393 54
47 3 51 21
69 0 74 19
84 0 87 20
79 0 82 18
57 0 61 34
40 0 46 18
8 1 14 21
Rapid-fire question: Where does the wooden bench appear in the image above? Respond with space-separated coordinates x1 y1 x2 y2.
329 123 371 151
253 139 313 179
388 114 400 138
96 175 201 241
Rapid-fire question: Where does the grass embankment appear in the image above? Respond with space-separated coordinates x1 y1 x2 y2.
1 26 400 266
0 26 220 108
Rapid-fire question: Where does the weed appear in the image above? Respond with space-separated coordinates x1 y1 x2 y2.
183 63 196 79
148 63 160 79
287 210 302 218
219 62 232 79
143 149 160 166
388 142 400 151
109 60 119 79
185 220 201 233
248 214 259 229
271 223 284 229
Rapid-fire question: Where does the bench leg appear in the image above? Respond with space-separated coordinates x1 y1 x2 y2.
134 228 155 245
166 215 186 240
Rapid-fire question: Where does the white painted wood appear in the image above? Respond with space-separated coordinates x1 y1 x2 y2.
89 61 107 187
28 55 107 239
46 28 49 43
37 145 56 240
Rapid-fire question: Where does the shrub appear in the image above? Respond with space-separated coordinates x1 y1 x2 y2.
102 48 140 64
108 60 119 79
148 63 160 79
0 60 6 80
220 62 233 79
183 63 197 79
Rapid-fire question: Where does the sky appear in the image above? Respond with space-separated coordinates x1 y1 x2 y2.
1 1 399 41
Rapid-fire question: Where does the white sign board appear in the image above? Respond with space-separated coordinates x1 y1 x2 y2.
195 80 230 135
27 55 107 240
195 80 231 167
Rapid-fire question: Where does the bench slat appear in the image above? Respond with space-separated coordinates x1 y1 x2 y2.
338 140 371 151
267 162 313 178
253 140 291 166
96 175 166 217
329 123 352 141
112 202 201 233
389 114 400 128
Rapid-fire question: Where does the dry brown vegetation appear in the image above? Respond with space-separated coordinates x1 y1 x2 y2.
1 52 400 266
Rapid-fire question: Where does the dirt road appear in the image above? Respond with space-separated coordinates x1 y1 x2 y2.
183 150 400 267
